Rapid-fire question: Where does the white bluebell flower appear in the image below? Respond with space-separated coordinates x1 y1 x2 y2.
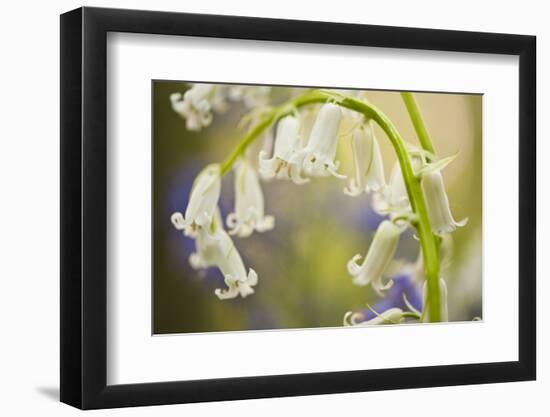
210 85 231 113
173 203 258 300
228 85 272 108
258 115 309 184
171 164 221 237
170 84 214 131
421 169 468 235
347 220 404 295
170 207 224 270
295 103 345 179
345 121 386 196
372 161 410 215
212 230 258 300
227 158 274 237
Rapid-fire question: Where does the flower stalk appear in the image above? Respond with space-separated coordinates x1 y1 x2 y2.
400 92 436 155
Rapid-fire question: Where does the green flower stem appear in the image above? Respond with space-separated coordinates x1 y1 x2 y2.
219 89 442 322
220 115 274 175
401 92 442 322
400 92 436 155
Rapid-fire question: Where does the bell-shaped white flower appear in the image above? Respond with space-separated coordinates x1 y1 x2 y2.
344 307 404 326
227 159 274 237
173 204 258 300
422 278 449 322
347 220 403 295
345 121 386 196
259 115 309 185
228 86 271 108
212 230 258 300
421 169 467 235
171 164 221 237
210 85 230 113
171 207 224 270
170 84 214 131
246 128 273 171
372 162 410 215
296 103 345 178
188 228 219 270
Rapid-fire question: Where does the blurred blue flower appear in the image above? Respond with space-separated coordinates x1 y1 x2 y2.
364 205 387 231
340 194 388 232
248 307 278 330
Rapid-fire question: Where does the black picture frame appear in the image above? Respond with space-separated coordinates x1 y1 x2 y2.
60 6 536 410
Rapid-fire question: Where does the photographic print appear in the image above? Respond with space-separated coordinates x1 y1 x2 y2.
153 82 482 334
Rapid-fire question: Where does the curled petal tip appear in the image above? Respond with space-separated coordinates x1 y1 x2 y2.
344 180 362 197
288 165 310 184
328 167 347 180
239 284 255 298
374 278 394 296
256 215 275 232
455 217 469 227
343 312 355 326
215 287 238 300
170 212 186 230
247 268 258 286
347 254 363 275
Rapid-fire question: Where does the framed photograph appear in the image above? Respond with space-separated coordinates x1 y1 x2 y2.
60 6 536 409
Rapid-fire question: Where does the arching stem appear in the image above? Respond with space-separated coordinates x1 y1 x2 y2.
219 89 442 322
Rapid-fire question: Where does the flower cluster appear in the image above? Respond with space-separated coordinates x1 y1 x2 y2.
170 164 260 299
170 87 467 324
171 100 355 299
171 83 271 131
344 150 467 324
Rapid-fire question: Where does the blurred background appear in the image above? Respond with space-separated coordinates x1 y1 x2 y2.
153 81 482 334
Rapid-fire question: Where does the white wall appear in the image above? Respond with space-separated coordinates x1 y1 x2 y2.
0 0 545 415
